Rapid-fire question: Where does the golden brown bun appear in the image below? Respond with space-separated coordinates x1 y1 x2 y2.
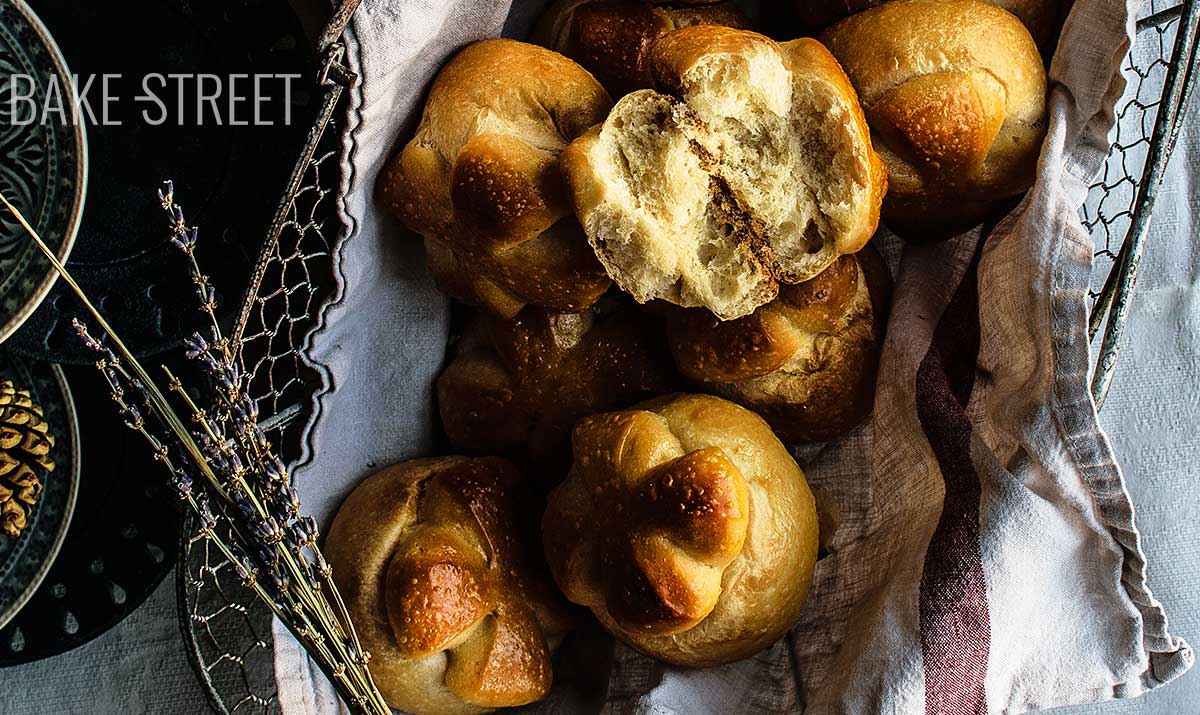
532 0 750 97
821 0 1047 240
543 394 819 666
561 26 885 320
325 457 571 715
436 301 678 489
668 247 891 442
378 39 613 318
793 0 1059 50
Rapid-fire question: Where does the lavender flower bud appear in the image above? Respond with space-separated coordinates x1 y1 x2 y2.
72 319 104 352
234 496 255 521
264 456 285 484
283 485 301 516
227 451 245 478
196 499 218 532
283 526 302 552
261 515 285 545
170 470 193 498
232 403 251 431
263 569 290 595
287 522 311 549
196 283 214 308
158 180 174 208
184 333 209 359
304 562 324 591
312 550 331 579
214 367 234 392
299 516 319 542
244 397 259 422
233 559 257 587
206 449 230 476
122 403 144 430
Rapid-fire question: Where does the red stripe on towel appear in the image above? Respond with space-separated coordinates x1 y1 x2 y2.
917 234 991 715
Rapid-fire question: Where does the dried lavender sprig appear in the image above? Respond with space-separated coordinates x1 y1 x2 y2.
79 286 331 648
159 183 226 353
115 191 383 706
90 306 368 689
2 189 389 714
155 191 371 686
87 290 376 706
152 235 341 642
101 370 310 632
158 366 328 621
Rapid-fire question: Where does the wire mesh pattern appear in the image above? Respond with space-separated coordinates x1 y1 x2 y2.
234 131 341 456
181 525 279 714
1083 0 1184 297
176 2 1194 713
177 85 346 715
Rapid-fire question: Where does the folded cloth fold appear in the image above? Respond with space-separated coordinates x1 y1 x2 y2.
274 1 1192 712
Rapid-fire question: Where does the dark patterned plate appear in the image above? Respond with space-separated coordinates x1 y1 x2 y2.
0 353 80 629
5 0 313 363
0 0 87 344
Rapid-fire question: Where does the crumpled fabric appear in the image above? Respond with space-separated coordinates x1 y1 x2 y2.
273 1 1193 712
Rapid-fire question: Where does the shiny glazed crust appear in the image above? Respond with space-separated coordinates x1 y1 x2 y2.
436 303 678 489
532 0 750 97
325 457 571 715
668 248 891 442
377 39 614 317
822 0 1047 239
543 394 819 666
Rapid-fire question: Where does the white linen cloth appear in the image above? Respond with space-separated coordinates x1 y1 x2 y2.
273 0 1194 713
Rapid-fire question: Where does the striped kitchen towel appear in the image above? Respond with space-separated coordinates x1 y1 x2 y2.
275 0 1193 712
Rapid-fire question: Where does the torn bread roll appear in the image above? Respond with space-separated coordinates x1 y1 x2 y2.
561 26 886 320
543 394 819 666
668 247 890 442
378 39 613 318
533 0 750 97
325 457 571 715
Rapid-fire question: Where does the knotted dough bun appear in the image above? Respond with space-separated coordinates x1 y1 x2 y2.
378 39 614 318
821 0 1048 239
542 394 819 666
668 248 890 442
325 457 571 715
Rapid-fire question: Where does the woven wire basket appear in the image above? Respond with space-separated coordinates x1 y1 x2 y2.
177 1 1200 711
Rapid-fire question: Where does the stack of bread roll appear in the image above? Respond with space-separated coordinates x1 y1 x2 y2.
330 1 1051 712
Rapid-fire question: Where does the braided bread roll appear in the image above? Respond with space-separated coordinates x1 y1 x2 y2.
668 247 890 442
437 302 677 490
821 0 1048 239
543 394 819 666
793 0 1059 50
378 40 613 318
533 0 750 97
325 457 571 715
